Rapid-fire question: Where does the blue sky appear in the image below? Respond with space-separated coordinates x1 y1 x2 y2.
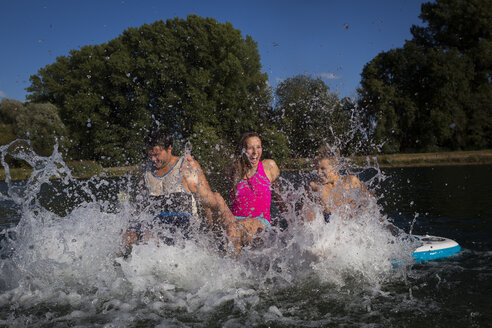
0 0 428 101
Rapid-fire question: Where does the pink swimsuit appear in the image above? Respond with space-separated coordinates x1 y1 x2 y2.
231 161 272 222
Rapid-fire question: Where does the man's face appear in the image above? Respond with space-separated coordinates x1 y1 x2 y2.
147 145 172 170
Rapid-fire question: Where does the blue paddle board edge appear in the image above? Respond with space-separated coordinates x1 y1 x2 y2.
412 244 461 262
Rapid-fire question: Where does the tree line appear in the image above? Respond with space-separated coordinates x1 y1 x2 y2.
1 0 490 171
358 0 491 153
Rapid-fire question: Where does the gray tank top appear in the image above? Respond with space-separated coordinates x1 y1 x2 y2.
144 157 198 216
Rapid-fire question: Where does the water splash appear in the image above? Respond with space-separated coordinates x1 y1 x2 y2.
0 138 422 326
183 140 192 157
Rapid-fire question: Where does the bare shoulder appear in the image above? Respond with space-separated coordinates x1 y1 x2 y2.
181 154 210 193
262 159 280 182
262 159 277 169
182 154 203 170
342 175 361 189
181 154 206 180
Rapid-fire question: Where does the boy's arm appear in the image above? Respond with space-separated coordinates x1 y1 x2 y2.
299 181 318 222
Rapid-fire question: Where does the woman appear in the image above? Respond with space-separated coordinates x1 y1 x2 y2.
229 132 281 244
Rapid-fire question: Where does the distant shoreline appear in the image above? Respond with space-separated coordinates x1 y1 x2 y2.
1 149 491 181
281 149 492 171
354 149 492 168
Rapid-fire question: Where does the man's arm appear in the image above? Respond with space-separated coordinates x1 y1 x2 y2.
181 155 242 252
181 154 218 209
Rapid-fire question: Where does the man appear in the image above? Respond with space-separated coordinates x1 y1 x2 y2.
123 129 241 250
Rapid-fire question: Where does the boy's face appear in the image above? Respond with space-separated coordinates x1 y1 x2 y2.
317 158 338 184
147 145 172 170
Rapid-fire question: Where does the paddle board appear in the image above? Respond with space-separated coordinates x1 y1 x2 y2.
412 235 461 262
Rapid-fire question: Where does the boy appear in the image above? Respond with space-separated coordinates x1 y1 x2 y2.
302 147 371 223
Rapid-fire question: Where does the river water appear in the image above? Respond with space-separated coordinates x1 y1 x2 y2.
0 148 490 327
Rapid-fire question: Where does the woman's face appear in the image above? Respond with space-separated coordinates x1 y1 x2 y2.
244 136 262 168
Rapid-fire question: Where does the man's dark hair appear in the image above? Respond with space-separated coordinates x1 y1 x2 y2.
145 129 173 149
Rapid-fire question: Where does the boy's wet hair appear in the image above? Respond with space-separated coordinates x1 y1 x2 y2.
315 145 340 164
145 130 173 149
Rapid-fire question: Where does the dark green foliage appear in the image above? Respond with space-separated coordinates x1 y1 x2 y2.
272 75 351 158
0 124 16 146
0 98 24 125
27 15 271 168
15 102 68 157
0 98 67 156
260 127 291 166
0 99 22 152
358 0 491 153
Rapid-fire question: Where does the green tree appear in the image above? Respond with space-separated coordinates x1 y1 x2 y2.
0 98 24 125
273 75 347 158
27 15 271 166
260 126 292 166
15 102 68 156
358 0 491 153
0 124 16 146
0 98 67 156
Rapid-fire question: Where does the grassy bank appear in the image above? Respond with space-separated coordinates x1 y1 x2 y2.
0 161 138 181
1 150 491 181
353 149 492 168
281 149 492 171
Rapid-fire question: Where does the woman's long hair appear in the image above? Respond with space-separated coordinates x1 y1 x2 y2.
231 131 261 191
